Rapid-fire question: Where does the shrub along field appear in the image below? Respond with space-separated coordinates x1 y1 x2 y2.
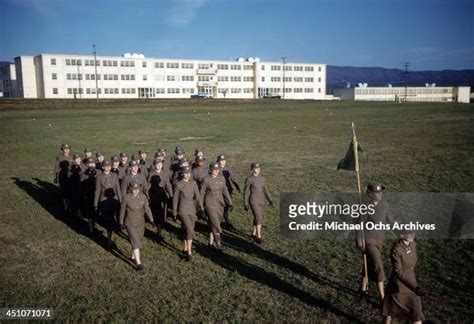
0 99 473 322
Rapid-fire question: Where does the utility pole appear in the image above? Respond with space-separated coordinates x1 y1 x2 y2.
403 61 410 102
281 56 287 99
93 44 99 99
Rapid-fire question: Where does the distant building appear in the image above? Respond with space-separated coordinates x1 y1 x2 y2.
333 86 471 103
0 63 18 98
5 53 326 100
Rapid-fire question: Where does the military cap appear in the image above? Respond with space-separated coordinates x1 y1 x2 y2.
96 152 103 158
129 181 141 189
111 155 120 162
119 152 128 158
102 160 111 167
195 148 203 155
210 162 220 171
182 166 192 174
72 153 81 159
129 160 138 167
85 157 94 164
84 148 91 153
153 158 164 165
138 149 146 155
157 148 166 153
217 154 226 162
61 143 70 150
196 155 206 162
367 182 385 193
251 162 261 170
131 154 139 161
175 146 185 155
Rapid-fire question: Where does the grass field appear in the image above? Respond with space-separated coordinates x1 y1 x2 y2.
0 99 473 322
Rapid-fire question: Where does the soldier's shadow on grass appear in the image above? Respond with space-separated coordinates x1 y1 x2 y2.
11 177 135 269
193 240 363 322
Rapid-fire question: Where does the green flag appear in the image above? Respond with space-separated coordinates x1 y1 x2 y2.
337 137 363 171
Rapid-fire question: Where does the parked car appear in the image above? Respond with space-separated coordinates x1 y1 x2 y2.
191 93 213 99
263 95 281 99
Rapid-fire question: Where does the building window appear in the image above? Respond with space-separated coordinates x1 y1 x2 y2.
143 75 147 81
305 77 314 82
217 64 228 70
318 88 321 93
230 64 241 70
142 61 147 67
166 62 179 69
51 58 56 65
243 65 253 70
318 67 322 72
52 73 57 80
155 62 164 68
261 77 265 82
53 88 58 94
271 65 281 71
181 63 194 69
261 65 265 70
182 75 194 81
167 75 176 81
305 66 314 72
218 76 229 82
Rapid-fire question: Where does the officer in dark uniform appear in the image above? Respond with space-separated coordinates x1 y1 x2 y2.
81 157 99 232
192 156 207 190
128 154 148 178
82 148 93 166
357 182 393 300
173 166 203 261
119 182 154 271
95 152 105 170
191 148 204 169
200 162 233 250
121 160 148 199
94 160 122 250
244 162 273 244
217 154 241 229
147 158 173 241
383 232 424 323
68 153 84 218
54 143 72 211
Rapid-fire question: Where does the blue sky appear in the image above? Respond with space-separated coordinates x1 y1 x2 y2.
1 0 473 70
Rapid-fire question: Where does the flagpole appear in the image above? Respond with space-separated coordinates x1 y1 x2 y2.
352 122 369 292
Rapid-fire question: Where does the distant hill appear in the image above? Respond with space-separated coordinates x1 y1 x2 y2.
327 66 474 91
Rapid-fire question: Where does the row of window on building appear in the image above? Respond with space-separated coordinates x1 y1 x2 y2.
355 88 453 95
57 87 321 95
50 58 322 72
55 73 322 83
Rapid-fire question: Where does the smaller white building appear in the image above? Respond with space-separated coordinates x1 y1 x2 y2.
333 86 471 103
0 63 18 98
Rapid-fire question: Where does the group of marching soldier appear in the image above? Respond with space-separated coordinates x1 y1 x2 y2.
54 143 424 323
54 144 273 267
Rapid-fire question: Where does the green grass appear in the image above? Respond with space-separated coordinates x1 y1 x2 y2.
1 99 473 322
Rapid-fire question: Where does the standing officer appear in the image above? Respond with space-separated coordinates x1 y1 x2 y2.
81 157 98 233
118 152 129 175
244 162 273 244
192 156 207 190
95 152 105 170
357 182 393 300
119 182 154 271
191 149 204 169
173 166 203 261
121 160 148 199
147 158 173 241
94 160 122 250
82 148 93 166
383 232 424 323
200 162 233 250
138 149 151 173
111 155 125 183
217 154 241 229
156 148 171 173
54 143 72 211
68 153 84 218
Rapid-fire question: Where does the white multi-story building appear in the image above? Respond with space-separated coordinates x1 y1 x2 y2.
0 63 18 98
333 85 471 103
10 53 326 99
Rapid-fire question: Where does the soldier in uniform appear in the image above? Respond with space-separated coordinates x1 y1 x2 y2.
191 149 204 169
82 148 93 166
244 162 273 244
217 154 241 229
94 160 122 250
147 158 173 241
200 162 233 250
170 146 185 175
173 166 203 261
119 152 129 173
357 182 393 300
81 157 99 232
54 143 73 211
192 156 208 190
119 182 154 271
68 153 84 218
111 155 125 182
121 160 148 199
95 152 105 170
172 159 190 187
156 148 171 172
383 232 424 323
138 149 151 173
